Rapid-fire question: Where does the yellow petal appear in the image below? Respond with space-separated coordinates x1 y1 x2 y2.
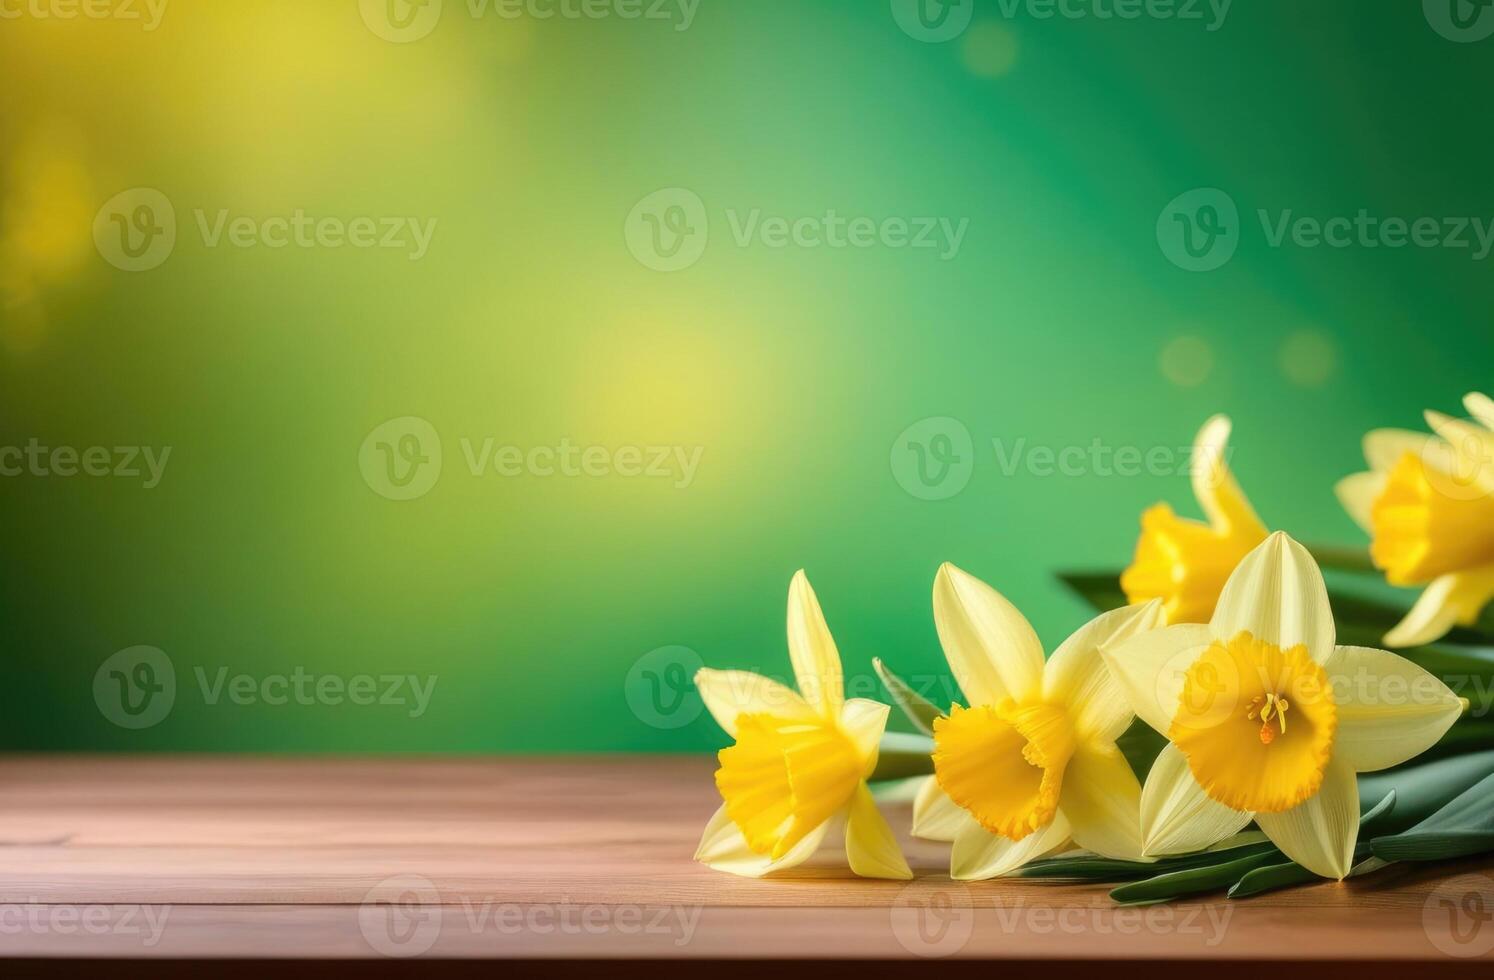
1326 645 1464 771
1254 755 1358 880
694 802 831 877
844 783 913 880
1140 743 1253 856
1384 565 1494 648
1059 744 1147 861
1192 415 1268 539
1211 531 1335 662
838 698 890 775
1425 410 1494 498
1363 428 1433 473
1466 392 1494 431
912 775 975 842
932 562 1044 707
786 570 844 715
1100 622 1215 735
695 668 816 737
1334 471 1385 534
950 809 1071 881
1043 600 1164 743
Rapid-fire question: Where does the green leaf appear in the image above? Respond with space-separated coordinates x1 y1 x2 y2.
1014 836 1275 882
873 658 945 737
1116 719 1167 782
1371 771 1494 863
1109 850 1282 905
1359 749 1494 835
1227 792 1394 900
868 731 934 781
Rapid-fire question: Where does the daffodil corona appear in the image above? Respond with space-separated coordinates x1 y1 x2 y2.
1121 416 1269 624
693 571 912 879
1104 532 1465 879
1336 393 1494 647
912 563 1165 880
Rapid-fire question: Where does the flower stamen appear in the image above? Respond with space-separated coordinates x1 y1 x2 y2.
1247 693 1290 744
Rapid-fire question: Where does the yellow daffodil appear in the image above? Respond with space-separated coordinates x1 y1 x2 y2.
911 563 1165 880
692 571 912 880
1336 393 1494 647
1104 532 1464 879
1121 416 1269 624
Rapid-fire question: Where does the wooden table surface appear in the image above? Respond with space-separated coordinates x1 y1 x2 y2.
2 755 1492 971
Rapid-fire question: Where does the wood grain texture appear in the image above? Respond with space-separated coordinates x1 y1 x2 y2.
0 755 1491 963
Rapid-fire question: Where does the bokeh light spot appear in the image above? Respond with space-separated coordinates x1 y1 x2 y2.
1160 335 1214 387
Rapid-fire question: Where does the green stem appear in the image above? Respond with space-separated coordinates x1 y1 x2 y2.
1306 542 1377 574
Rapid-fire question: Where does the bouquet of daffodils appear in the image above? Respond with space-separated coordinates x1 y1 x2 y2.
691 392 1494 903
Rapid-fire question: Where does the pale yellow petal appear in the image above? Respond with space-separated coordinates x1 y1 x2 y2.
1334 471 1385 534
950 810 1071 881
694 803 830 877
1466 392 1494 431
1059 744 1147 861
912 775 976 842
1325 645 1463 771
932 562 1045 707
838 698 890 775
1100 623 1214 735
786 570 844 715
1211 531 1335 662
844 783 913 880
1425 410 1494 496
1043 600 1165 743
1254 756 1358 880
1384 565 1494 648
1192 415 1267 538
1364 428 1432 473
1140 743 1253 856
695 668 815 737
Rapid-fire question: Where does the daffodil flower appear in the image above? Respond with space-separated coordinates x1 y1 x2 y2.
911 563 1165 880
1336 392 1494 647
692 571 912 880
1104 532 1465 879
1121 416 1269 624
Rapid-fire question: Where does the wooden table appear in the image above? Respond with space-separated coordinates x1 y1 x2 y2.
2 756 1492 974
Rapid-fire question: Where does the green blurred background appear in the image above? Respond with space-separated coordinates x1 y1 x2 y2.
1 0 1490 751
